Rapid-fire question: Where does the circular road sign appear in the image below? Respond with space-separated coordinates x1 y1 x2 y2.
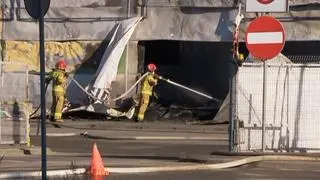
24 0 51 19
245 16 285 60
257 0 274 4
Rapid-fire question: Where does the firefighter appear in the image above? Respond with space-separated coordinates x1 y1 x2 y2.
46 59 68 122
136 63 161 122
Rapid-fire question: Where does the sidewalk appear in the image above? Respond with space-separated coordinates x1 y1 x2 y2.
29 119 228 134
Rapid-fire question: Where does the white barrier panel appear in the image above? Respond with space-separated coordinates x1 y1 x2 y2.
0 62 30 145
234 63 320 152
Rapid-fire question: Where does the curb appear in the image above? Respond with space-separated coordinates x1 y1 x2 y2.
30 133 78 137
0 147 56 156
30 131 227 140
1 155 320 178
80 132 228 140
30 121 227 134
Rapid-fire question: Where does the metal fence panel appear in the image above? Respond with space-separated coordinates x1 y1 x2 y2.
234 62 320 152
0 62 30 145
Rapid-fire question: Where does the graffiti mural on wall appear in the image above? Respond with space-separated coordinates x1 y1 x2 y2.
3 41 101 72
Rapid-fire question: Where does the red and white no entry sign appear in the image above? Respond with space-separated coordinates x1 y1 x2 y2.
257 0 274 4
245 16 285 60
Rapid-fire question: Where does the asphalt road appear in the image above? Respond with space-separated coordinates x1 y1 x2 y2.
30 135 227 158
8 122 320 180
21 161 319 180
108 161 320 180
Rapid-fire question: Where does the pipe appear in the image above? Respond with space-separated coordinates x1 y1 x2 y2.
1 155 320 178
31 132 77 137
80 132 227 141
165 79 221 102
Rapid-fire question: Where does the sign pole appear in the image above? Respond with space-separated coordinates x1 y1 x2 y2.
24 0 50 179
39 1 47 179
262 60 266 152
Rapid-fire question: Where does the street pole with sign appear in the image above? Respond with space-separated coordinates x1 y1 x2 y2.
245 16 285 152
24 0 50 179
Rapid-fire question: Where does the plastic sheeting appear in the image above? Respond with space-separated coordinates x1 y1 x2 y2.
92 17 141 89
87 17 142 103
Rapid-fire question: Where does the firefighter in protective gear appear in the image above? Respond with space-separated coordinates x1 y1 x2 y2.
136 63 160 122
46 59 68 122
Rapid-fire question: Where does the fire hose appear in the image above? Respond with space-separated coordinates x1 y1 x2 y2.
29 72 149 118
69 72 150 103
164 79 220 102
30 71 221 118
70 74 221 104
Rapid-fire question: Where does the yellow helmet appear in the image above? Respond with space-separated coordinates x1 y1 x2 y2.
238 53 244 61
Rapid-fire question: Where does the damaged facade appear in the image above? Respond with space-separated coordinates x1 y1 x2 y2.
0 0 319 121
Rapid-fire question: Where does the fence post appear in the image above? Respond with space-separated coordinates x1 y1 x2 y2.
262 61 267 152
0 102 2 144
229 75 234 152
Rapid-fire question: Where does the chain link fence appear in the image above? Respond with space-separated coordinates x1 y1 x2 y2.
0 62 31 145
230 55 320 153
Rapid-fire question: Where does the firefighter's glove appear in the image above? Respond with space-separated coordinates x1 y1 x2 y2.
45 77 52 84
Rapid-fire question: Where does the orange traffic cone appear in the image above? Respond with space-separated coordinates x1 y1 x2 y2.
89 142 109 178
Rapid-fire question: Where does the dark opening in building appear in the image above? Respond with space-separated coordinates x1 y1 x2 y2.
138 40 234 121
138 40 320 121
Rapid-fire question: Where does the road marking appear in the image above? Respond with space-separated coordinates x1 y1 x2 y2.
134 136 228 140
247 32 283 44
